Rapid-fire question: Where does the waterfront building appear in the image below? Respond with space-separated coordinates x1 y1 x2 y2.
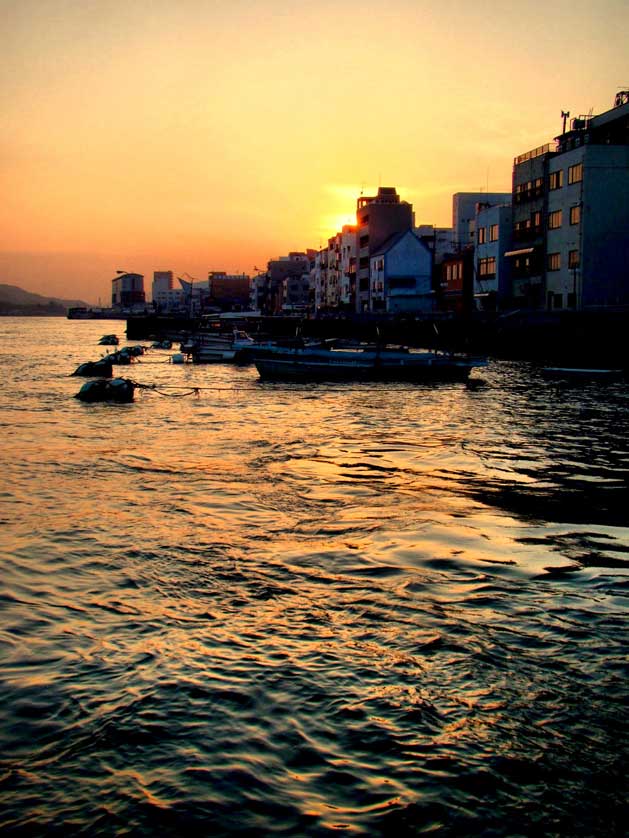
369 229 433 313
440 249 475 314
156 288 187 313
250 272 267 312
452 192 511 250
312 249 328 313
152 271 173 295
510 91 629 310
509 143 555 308
152 271 174 310
281 273 310 313
325 234 341 310
416 226 455 267
339 225 357 310
208 272 251 310
356 187 414 313
256 253 311 315
111 272 145 310
473 204 513 310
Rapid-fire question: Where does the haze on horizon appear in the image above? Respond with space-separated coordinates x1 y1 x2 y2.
2 0 626 304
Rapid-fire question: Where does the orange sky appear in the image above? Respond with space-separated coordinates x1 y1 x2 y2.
2 0 627 303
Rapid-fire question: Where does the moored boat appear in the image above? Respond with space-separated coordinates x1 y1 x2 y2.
182 328 257 363
253 340 487 382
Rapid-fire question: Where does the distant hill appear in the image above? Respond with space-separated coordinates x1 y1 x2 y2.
0 283 90 316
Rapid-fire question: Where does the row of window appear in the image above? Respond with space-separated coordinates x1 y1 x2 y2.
516 163 584 199
548 205 581 229
478 256 497 277
547 250 580 271
502 204 581 241
477 224 499 244
548 291 577 309
445 263 463 282
515 177 543 199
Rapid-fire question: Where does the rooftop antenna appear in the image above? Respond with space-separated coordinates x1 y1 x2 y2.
561 110 570 133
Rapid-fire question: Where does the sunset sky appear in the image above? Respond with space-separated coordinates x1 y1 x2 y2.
2 0 627 303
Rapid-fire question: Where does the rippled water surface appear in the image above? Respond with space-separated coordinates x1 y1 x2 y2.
1 318 628 837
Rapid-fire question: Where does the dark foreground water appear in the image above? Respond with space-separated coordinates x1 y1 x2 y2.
1 317 628 837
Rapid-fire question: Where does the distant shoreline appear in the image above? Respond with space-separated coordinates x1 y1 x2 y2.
0 308 67 317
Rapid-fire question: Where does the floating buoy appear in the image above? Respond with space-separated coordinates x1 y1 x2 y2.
75 377 135 403
106 350 133 365
72 359 113 377
171 353 185 364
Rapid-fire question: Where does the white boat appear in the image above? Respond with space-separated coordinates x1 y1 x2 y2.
253 340 487 382
182 329 257 363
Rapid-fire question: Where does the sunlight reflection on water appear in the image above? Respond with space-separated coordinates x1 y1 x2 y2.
0 318 628 836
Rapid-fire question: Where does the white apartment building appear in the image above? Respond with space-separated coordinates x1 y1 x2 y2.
369 229 433 313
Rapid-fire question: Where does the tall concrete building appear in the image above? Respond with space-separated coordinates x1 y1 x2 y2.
356 187 414 312
111 272 145 309
152 271 174 307
510 91 629 310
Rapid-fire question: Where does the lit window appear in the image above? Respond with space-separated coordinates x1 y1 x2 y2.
549 171 564 190
548 252 561 271
568 250 580 269
478 227 486 244
479 257 496 277
489 224 499 242
568 163 583 184
548 210 562 230
570 205 581 225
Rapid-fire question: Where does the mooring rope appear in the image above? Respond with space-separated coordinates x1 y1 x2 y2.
128 380 483 395
133 382 201 398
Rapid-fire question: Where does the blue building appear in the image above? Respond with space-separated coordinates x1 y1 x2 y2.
474 203 513 311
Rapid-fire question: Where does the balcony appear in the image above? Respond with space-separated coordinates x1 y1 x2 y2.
514 142 556 166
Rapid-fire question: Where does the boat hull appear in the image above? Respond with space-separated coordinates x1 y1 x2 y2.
192 346 238 363
254 348 485 382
